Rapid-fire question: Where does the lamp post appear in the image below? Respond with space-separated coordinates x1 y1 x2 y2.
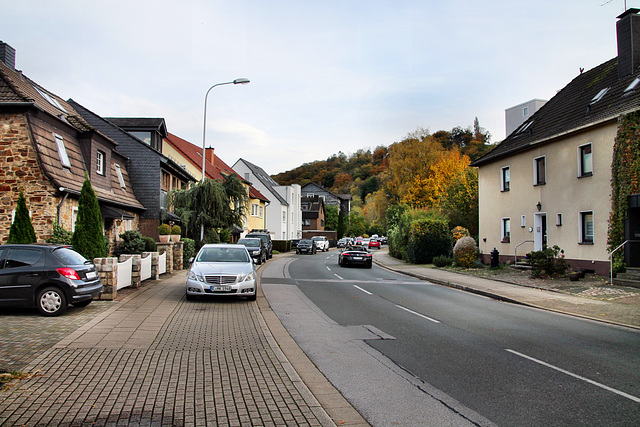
200 78 250 241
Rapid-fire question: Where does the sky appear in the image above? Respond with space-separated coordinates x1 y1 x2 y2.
2 0 635 174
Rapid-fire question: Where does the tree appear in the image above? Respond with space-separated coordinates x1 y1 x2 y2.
324 204 339 231
72 178 107 260
7 189 37 244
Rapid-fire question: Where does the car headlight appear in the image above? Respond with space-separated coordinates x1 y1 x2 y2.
252 250 260 255
237 271 255 283
188 270 205 282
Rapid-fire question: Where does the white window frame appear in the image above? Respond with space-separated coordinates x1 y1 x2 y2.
501 166 510 192
501 217 511 243
521 215 526 228
556 213 563 226
533 156 546 186
578 143 593 177
523 106 529 117
579 211 594 244
115 164 126 188
54 134 71 168
251 204 258 217
259 206 263 218
96 150 105 175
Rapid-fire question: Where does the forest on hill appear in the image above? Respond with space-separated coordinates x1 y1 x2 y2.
272 119 494 238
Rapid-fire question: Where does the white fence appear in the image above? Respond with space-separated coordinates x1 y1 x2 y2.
158 251 167 275
140 253 152 282
117 256 133 290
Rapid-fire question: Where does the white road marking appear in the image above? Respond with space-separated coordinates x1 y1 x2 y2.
506 349 640 403
334 274 343 280
395 305 441 324
353 285 372 295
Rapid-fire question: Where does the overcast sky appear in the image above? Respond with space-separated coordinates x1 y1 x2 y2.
3 0 633 174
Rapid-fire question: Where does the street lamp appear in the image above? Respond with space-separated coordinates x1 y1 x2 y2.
200 78 250 241
201 78 250 183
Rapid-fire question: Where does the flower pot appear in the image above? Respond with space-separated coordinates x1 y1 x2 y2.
171 235 180 243
569 273 580 282
159 235 170 243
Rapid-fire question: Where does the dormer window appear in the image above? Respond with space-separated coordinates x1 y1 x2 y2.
96 150 105 175
624 77 640 93
53 134 71 169
115 164 126 188
590 87 609 104
35 86 67 112
517 120 533 134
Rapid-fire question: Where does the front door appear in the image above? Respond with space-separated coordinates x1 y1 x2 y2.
626 195 640 267
534 213 547 251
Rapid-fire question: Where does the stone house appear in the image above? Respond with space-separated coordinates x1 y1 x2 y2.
471 9 640 275
0 42 144 246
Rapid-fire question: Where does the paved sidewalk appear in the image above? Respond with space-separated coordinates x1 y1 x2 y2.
372 249 640 330
0 269 342 426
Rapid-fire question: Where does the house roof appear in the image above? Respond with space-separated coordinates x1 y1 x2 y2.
164 134 269 203
301 182 350 201
471 56 640 166
301 195 324 219
105 117 167 138
236 158 288 205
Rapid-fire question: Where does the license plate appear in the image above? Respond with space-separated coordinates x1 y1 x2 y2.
86 271 97 280
211 286 231 291
353 257 363 260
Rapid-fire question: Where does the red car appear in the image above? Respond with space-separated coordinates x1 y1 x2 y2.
368 238 380 249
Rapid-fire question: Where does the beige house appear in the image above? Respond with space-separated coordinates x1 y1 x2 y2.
472 9 640 276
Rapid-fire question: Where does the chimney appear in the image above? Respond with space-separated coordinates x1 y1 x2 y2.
617 8 640 79
205 147 215 166
0 41 16 70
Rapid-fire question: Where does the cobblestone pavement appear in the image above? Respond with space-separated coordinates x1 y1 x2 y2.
0 272 333 426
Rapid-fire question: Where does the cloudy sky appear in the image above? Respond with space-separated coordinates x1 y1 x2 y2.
3 0 633 174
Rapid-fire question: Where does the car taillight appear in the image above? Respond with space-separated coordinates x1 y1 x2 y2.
57 267 81 280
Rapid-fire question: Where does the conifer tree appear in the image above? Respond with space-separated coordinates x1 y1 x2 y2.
7 189 37 244
71 177 106 259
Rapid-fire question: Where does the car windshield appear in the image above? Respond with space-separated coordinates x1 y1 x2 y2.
53 247 88 265
312 237 323 241
196 247 250 263
299 239 312 244
237 239 260 248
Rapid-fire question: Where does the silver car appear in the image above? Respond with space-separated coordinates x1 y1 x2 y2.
186 244 257 301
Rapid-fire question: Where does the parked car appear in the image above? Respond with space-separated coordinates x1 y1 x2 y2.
338 247 373 268
237 237 268 264
0 244 103 316
296 239 316 255
312 236 330 252
186 244 257 301
368 238 381 249
246 231 273 259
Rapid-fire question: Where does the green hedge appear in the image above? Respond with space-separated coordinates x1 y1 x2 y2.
407 218 452 264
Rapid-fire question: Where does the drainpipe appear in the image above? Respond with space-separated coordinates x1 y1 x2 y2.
57 187 69 225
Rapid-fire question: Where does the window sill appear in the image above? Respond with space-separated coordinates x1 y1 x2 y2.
533 182 546 187
578 173 593 179
501 189 510 193
578 242 594 245
501 239 511 244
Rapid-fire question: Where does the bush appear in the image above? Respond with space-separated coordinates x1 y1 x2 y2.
451 226 470 244
406 217 452 264
182 238 196 266
433 255 454 267
72 178 106 259
528 245 568 277
158 224 171 235
7 190 37 244
453 236 478 268
115 230 146 255
171 225 181 235
47 221 73 245
142 237 156 252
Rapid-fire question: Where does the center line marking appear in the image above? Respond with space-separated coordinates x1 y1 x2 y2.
506 349 640 403
396 305 440 324
353 285 372 295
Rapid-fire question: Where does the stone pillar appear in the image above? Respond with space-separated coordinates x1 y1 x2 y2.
156 242 174 273
119 254 141 288
94 257 118 300
173 242 184 271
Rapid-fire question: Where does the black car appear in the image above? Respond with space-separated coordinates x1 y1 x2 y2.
245 231 273 259
237 237 268 264
338 247 373 268
0 244 103 316
296 239 316 255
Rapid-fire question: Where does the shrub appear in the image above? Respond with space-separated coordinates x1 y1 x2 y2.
451 226 470 244
433 255 454 267
171 225 181 235
142 237 157 252
453 236 478 268
406 217 452 264
7 190 37 244
116 230 146 255
72 178 107 260
182 238 196 266
158 224 171 235
528 245 568 277
47 221 73 245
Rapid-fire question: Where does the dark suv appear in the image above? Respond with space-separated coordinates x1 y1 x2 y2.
237 237 268 264
245 231 273 259
0 244 103 316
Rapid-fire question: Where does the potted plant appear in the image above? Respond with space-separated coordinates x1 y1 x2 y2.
171 225 182 242
569 270 581 282
158 224 171 243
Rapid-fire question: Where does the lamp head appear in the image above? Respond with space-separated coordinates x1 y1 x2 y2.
233 78 250 85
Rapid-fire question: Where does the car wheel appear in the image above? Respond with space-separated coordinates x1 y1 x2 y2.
367 262 373 269
72 299 92 308
37 286 67 316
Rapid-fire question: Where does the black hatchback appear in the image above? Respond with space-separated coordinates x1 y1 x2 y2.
0 244 103 316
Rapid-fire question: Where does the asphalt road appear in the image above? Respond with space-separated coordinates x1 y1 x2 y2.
261 250 640 426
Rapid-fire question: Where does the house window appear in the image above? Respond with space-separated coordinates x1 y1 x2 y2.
259 206 263 218
54 134 71 168
115 164 126 188
521 215 526 228
251 204 258 217
534 156 546 185
244 173 250 181
501 218 511 243
523 106 529 117
161 171 171 191
501 166 510 192
130 131 152 145
303 219 311 226
580 211 594 244
282 211 286 222
556 213 563 226
578 144 592 177
96 150 105 175
35 86 66 112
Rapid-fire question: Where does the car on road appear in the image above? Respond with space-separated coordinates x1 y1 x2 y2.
338 247 373 268
361 238 370 248
337 238 349 248
354 237 363 246
296 239 316 254
0 244 103 316
245 231 273 259
368 238 380 249
186 244 257 301
237 237 268 264
312 236 330 252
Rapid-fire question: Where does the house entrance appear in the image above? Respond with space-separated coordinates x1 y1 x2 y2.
626 194 640 268
534 213 547 251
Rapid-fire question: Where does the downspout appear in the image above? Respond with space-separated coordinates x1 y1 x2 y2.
57 187 69 225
